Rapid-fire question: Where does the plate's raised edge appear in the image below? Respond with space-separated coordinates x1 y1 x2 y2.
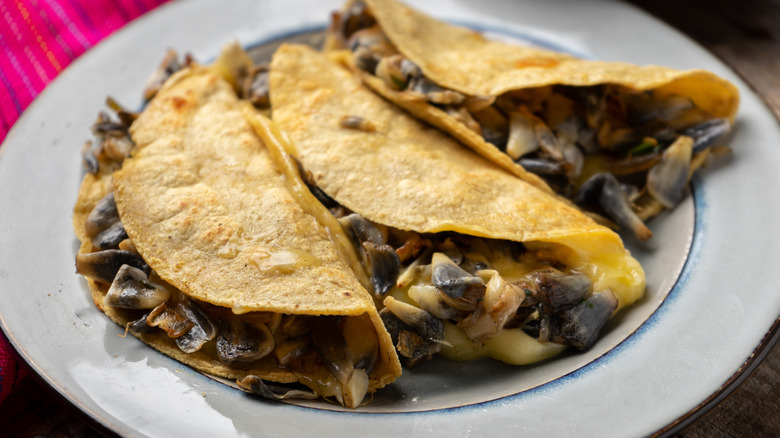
2 1 779 437
654 316 780 436
610 3 780 435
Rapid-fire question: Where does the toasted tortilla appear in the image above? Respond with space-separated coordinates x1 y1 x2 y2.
73 65 401 397
332 0 739 191
268 44 644 313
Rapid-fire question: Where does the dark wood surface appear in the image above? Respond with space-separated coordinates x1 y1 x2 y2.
1 1 778 436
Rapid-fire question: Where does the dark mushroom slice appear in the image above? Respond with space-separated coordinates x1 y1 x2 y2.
339 0 376 40
683 117 731 153
243 65 270 109
430 252 486 312
575 173 652 241
310 316 368 408
75 250 151 284
340 315 380 373
175 300 218 354
608 150 662 175
407 74 466 105
379 308 441 368
294 159 339 210
383 296 446 345
517 157 572 176
339 213 386 245
236 375 319 401
93 221 128 250
310 316 354 385
532 268 592 314
104 264 171 310
549 289 618 350
279 314 312 339
363 242 401 296
84 192 120 237
143 49 183 102
216 319 275 367
340 115 377 132
273 336 311 367
352 45 380 74
125 312 155 334
647 136 693 209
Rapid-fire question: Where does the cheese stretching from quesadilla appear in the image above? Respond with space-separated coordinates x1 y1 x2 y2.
73 65 401 407
266 44 645 366
327 0 739 241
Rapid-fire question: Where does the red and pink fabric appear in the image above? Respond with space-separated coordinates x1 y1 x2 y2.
0 0 171 404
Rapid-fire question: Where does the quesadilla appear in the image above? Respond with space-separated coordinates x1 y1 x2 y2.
73 64 401 407
264 44 645 366
327 0 740 240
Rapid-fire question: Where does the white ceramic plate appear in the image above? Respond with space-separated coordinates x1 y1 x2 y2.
2 0 779 436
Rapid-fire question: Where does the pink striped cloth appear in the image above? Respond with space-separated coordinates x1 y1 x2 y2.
0 0 171 404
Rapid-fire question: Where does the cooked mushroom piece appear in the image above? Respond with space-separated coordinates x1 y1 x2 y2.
407 75 466 105
340 316 379 373
75 250 151 284
143 49 183 102
216 319 275 366
647 136 693 208
125 312 155 334
310 316 354 385
379 308 441 368
363 242 401 296
237 375 319 401
407 284 460 320
532 268 592 314
682 118 731 153
340 115 377 132
550 289 618 350
575 173 653 241
146 303 194 338
339 213 385 245
85 192 120 238
243 66 270 109
175 300 218 353
517 157 571 175
430 252 486 312
339 0 376 40
273 336 311 367
383 296 446 345
458 270 525 343
309 316 369 408
104 264 171 310
93 221 128 250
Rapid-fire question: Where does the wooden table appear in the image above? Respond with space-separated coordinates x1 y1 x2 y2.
1 0 778 436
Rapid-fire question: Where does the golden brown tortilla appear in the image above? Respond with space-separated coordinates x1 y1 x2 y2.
268 44 645 311
361 0 738 118
74 65 401 396
334 0 739 192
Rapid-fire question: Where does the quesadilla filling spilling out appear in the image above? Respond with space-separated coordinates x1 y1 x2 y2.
307 187 615 368
330 1 733 241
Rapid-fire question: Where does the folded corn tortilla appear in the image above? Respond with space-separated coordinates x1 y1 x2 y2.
329 0 739 194
73 65 401 405
267 44 645 364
